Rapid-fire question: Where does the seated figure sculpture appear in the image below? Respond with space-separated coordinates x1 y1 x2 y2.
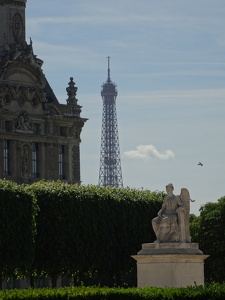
152 183 191 243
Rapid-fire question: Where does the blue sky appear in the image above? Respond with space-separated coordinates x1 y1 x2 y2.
26 0 225 215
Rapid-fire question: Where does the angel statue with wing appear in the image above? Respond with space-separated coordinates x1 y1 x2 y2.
152 184 192 243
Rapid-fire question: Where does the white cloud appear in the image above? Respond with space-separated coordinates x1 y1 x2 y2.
124 145 175 160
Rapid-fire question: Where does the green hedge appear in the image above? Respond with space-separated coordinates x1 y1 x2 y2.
0 179 164 288
0 180 38 287
1 283 225 299
27 181 164 287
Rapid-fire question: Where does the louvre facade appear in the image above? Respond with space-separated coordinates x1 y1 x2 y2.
0 0 87 184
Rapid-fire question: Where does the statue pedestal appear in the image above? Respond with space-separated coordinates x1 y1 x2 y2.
132 243 209 288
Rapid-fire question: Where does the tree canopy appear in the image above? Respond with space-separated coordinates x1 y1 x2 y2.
190 196 225 282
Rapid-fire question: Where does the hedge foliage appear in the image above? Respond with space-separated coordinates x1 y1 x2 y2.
1 283 225 300
0 179 164 288
0 179 38 286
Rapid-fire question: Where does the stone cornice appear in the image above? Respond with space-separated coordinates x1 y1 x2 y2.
0 0 26 7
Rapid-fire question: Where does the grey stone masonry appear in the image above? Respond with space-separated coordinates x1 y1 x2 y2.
137 243 203 255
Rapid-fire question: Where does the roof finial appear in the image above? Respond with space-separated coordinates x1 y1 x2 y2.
107 56 111 83
66 77 78 105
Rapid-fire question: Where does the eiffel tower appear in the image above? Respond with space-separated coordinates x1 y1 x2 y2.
98 57 123 188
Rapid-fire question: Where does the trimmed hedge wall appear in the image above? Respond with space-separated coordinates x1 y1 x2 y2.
0 179 164 288
0 179 37 287
1 283 225 299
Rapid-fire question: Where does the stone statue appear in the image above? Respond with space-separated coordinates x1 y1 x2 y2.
152 184 192 243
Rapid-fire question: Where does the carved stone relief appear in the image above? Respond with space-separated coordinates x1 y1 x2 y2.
16 111 32 132
12 12 24 43
21 147 28 178
70 123 82 141
20 143 32 180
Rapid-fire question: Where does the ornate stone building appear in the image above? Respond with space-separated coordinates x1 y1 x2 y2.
0 0 87 184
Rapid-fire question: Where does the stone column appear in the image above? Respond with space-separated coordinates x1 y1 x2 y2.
67 143 72 183
72 144 80 184
10 139 16 179
46 143 55 180
39 142 45 179
0 139 3 176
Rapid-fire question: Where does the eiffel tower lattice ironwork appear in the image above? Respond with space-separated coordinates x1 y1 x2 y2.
98 57 123 188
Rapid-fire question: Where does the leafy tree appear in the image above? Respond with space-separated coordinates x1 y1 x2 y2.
189 213 201 242
191 197 225 282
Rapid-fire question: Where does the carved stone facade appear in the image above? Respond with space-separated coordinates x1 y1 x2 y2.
0 0 87 184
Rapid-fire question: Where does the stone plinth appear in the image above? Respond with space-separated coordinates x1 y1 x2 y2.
132 243 209 288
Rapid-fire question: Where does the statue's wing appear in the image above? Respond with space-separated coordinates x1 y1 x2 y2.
180 188 191 209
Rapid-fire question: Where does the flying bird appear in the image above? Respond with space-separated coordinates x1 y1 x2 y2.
198 162 203 166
